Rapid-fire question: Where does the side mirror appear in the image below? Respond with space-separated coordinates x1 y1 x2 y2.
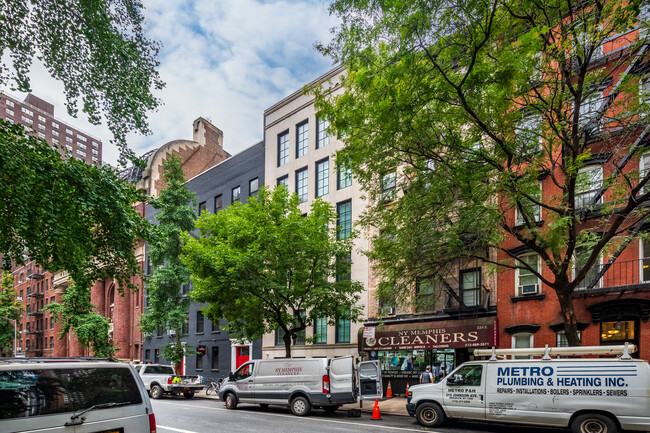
229 372 235 381
446 377 461 386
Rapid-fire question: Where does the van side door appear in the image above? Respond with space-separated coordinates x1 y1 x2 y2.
357 361 382 400
232 362 255 402
329 356 355 403
442 364 486 420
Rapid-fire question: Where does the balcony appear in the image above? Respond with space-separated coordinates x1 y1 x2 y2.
27 292 43 299
26 329 43 335
28 272 44 280
27 311 43 317
574 258 650 294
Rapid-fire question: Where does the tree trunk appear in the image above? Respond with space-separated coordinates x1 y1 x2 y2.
283 331 292 358
175 331 183 374
556 285 581 346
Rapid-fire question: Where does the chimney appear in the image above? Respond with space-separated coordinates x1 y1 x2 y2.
193 117 223 148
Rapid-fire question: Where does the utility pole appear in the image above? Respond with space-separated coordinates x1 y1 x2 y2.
1 316 17 356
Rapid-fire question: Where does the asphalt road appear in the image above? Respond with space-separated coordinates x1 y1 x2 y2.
151 397 568 433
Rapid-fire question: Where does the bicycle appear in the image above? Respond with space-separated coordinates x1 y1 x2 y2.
205 378 223 396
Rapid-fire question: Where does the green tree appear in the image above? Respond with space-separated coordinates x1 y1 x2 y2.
182 186 363 358
0 271 22 356
317 0 649 346
139 156 196 370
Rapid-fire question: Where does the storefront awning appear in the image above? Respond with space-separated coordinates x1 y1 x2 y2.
358 316 497 352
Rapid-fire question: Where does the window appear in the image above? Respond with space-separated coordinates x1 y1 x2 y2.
515 113 542 155
5 117 13 124
211 319 220 333
275 328 286 346
296 167 308 203
21 107 34 116
314 317 327 344
66 136 72 143
642 239 650 283
52 122 59 129
38 115 46 122
316 158 329 197
38 132 45 139
416 278 436 313
336 252 351 282
600 320 635 343
577 94 601 128
249 178 259 195
6 99 14 107
92 141 99 147
92 148 99 155
52 130 58 137
381 172 396 202
575 165 602 208
52 138 58 145
211 346 219 370
181 282 191 295
66 128 73 135
277 175 289 188
515 183 542 225
574 246 602 290
66 145 72 152
336 314 351 343
316 116 329 149
196 311 204 333
337 200 352 240
5 108 13 116
296 120 309 158
460 268 481 307
232 186 241 203
78 142 86 149
448 364 483 387
77 134 87 142
77 149 86 157
512 334 533 359
154 349 160 363
145 349 150 360
516 254 540 295
234 363 254 380
198 201 207 216
214 194 222 212
196 354 203 370
182 313 189 335
278 130 289 166
38 123 45 130
556 330 581 347
21 115 33 125
294 311 306 345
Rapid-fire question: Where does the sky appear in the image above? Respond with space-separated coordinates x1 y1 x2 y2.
4 0 340 165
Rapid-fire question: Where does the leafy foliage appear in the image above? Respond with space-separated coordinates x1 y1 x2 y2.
317 0 650 345
0 0 163 163
139 155 196 369
0 271 22 356
182 186 363 358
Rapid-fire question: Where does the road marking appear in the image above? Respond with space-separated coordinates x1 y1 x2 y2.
158 426 198 433
153 401 435 432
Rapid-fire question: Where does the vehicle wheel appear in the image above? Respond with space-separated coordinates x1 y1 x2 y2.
571 413 617 433
416 402 445 428
205 386 213 396
150 385 163 400
224 393 238 410
259 404 269 409
291 396 311 416
183 391 194 399
324 406 338 414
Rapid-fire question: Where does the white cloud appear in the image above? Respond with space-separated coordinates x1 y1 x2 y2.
3 0 339 166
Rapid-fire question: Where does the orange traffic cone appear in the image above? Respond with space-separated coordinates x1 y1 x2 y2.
371 398 382 420
386 380 393 398
405 382 410 394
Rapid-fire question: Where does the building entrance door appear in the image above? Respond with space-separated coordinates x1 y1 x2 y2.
235 346 250 368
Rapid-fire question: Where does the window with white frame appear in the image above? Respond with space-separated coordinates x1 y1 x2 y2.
577 94 602 128
515 112 542 154
52 138 58 144
77 149 86 157
65 128 73 135
573 246 602 290
38 115 46 122
92 140 99 147
556 330 581 347
512 333 534 359
575 165 602 208
92 148 99 155
6 99 14 107
65 136 73 143
5 107 13 116
640 152 650 196
38 123 45 130
516 254 540 296
77 134 87 142
38 132 45 139
21 107 33 116
52 129 58 137
515 182 542 225
21 116 33 125
381 172 396 203
78 142 86 150
641 75 650 106
52 121 59 129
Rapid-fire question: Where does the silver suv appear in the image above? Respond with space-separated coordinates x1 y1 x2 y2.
0 357 156 433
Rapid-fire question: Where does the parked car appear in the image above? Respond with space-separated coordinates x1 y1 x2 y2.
134 363 204 399
406 345 650 433
0 357 156 433
218 356 381 416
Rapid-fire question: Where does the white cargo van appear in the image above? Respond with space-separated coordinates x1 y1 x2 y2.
218 356 381 416
406 345 650 433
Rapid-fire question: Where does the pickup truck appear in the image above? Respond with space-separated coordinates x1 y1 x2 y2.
134 364 204 399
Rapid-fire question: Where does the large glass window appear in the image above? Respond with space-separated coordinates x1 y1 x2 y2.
517 254 540 296
277 175 288 188
278 130 289 166
296 120 309 158
338 164 352 190
336 252 352 282
512 333 533 359
600 320 635 343
460 268 480 307
575 165 603 208
574 246 602 290
381 172 396 202
515 113 542 155
336 314 350 344
232 185 241 203
275 328 285 346
214 194 222 213
316 158 329 197
416 278 436 313
198 202 207 216
296 168 308 203
556 330 581 347
211 346 219 370
642 239 650 283
196 311 204 333
314 317 327 344
196 354 203 370
337 200 352 240
316 116 329 149
515 183 542 225
447 364 483 387
249 177 259 195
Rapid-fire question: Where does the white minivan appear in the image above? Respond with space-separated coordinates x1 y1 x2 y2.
0 357 156 433
218 356 381 416
406 345 650 433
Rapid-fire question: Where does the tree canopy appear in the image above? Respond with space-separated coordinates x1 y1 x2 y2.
0 271 22 356
316 0 650 345
139 156 196 369
182 186 364 358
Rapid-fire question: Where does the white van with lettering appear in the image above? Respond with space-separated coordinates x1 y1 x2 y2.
406 345 650 433
218 356 381 416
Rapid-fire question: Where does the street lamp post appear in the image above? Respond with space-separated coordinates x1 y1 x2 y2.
1 316 17 356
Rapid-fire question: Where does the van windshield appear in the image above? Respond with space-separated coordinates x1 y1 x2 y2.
0 367 143 419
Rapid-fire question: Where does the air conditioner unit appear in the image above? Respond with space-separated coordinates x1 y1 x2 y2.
519 284 539 295
167 329 176 336
16 297 22 301
386 307 395 315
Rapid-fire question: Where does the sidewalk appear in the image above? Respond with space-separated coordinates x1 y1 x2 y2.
194 389 409 417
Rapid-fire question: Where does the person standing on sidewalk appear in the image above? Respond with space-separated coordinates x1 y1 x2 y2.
419 365 434 384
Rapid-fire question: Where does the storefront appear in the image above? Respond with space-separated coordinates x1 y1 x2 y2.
358 317 497 395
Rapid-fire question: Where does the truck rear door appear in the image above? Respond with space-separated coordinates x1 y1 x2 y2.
357 360 382 400
329 356 355 403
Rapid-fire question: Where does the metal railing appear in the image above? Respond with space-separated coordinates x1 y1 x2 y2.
575 258 650 292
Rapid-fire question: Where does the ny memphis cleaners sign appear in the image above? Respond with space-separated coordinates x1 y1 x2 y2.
358 317 497 352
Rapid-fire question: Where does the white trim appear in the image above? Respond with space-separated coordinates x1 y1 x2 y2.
515 253 541 296
572 250 603 289
575 165 603 207
230 339 254 371
511 333 534 359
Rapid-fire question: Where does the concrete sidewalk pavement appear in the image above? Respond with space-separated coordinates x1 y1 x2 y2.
193 389 409 417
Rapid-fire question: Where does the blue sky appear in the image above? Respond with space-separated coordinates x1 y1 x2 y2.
7 0 339 165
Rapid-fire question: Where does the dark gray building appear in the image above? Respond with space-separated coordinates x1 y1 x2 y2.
142 141 264 378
